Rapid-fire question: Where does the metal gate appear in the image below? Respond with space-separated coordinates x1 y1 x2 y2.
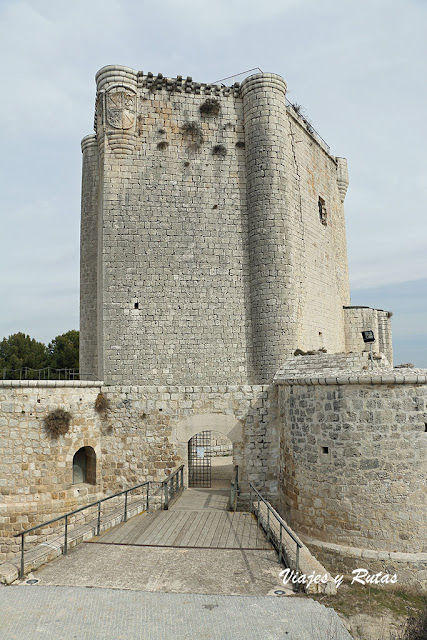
188 431 211 488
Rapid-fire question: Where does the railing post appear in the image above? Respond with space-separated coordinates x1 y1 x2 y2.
180 466 183 489
164 481 169 510
266 506 270 541
296 544 300 576
279 524 283 564
124 491 128 522
20 533 25 578
146 484 150 511
64 515 68 555
97 502 101 536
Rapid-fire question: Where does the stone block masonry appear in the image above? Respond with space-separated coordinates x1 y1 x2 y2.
275 356 427 589
0 381 277 564
81 66 352 385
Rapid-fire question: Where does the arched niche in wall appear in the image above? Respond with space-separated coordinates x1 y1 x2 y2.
72 446 96 485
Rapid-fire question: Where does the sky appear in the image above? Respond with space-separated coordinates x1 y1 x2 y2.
0 0 426 366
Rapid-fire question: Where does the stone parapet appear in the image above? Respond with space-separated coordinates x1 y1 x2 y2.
0 380 103 388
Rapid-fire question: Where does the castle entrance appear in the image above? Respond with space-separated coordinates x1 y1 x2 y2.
187 431 234 489
188 431 211 488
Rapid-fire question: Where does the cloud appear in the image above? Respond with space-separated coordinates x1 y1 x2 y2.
0 0 426 360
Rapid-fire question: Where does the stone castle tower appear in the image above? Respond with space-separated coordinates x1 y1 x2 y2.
1 65 425 588
80 65 392 385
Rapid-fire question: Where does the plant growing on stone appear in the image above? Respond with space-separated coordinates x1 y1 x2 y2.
157 141 169 150
181 121 204 146
95 392 110 414
200 98 221 116
44 408 72 437
212 144 227 156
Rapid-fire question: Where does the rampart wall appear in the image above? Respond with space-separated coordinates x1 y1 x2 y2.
276 362 427 587
0 381 277 564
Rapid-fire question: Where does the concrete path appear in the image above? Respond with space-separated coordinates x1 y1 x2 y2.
1 488 353 638
2 584 353 640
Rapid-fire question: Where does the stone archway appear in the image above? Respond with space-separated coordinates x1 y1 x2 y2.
174 414 243 488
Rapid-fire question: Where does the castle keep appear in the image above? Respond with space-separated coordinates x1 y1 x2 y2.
80 65 392 385
0 66 425 589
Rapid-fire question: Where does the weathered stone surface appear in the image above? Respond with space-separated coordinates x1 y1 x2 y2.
80 67 353 386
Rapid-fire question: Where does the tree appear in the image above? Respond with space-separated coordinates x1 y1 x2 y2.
0 333 49 378
48 330 79 370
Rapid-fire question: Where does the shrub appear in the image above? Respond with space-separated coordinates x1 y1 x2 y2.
392 608 427 640
44 409 72 437
200 98 221 116
181 121 204 146
157 141 169 150
212 144 227 156
95 392 110 414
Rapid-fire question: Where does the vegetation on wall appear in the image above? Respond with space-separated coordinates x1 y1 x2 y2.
95 392 110 415
181 121 204 146
44 408 72 438
200 98 221 116
212 144 227 156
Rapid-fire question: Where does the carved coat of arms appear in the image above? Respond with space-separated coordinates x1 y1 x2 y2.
106 89 136 130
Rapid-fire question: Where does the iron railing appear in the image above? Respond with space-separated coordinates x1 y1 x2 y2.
230 465 239 512
249 483 302 574
1 367 99 381
15 465 185 577
162 465 184 510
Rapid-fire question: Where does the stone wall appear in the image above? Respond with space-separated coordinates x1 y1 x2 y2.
276 369 427 556
80 134 100 379
344 306 393 365
0 382 103 562
0 381 277 563
211 430 233 456
80 66 351 386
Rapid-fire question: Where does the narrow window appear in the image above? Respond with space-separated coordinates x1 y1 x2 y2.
322 446 329 454
318 196 327 226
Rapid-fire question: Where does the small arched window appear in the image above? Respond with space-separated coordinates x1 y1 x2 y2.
72 446 96 485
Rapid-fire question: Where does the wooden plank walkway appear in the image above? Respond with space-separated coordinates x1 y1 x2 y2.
92 489 273 551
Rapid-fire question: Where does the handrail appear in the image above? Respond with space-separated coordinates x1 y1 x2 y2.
162 465 184 510
249 482 302 574
2 367 100 381
230 465 239 512
14 466 185 577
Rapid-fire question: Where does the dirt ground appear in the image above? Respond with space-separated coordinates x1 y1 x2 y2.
310 582 427 640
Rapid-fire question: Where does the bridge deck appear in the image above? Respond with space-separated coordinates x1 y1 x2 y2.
94 489 273 550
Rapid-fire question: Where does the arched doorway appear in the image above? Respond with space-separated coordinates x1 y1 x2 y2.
174 413 244 488
72 446 96 485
